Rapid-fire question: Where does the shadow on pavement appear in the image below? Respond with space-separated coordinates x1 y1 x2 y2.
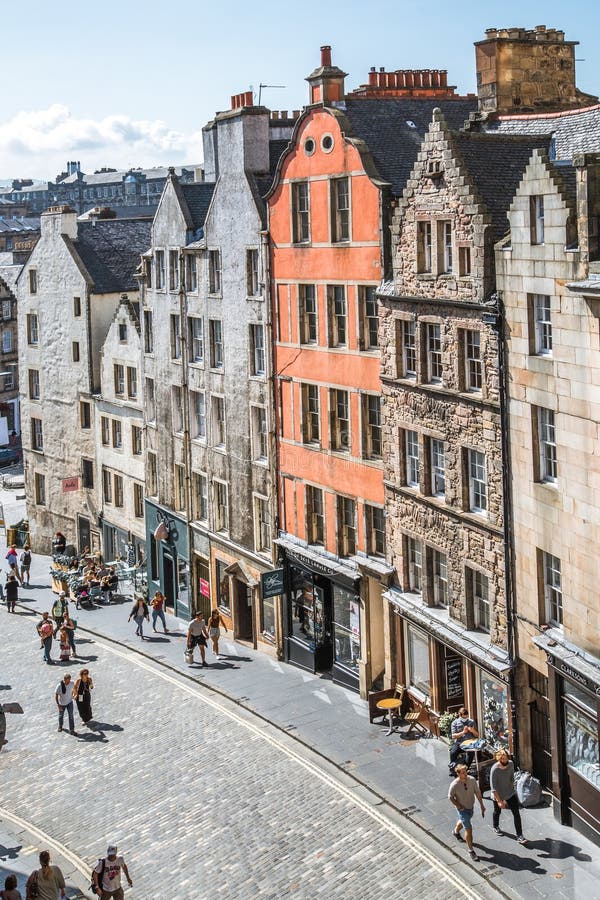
0 843 21 861
144 636 170 644
476 842 547 874
77 730 109 744
0 684 11 691
526 837 592 862
90 721 123 732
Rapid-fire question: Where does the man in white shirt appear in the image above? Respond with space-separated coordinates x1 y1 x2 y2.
93 844 133 899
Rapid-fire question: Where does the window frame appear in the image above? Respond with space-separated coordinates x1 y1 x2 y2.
327 284 347 347
330 176 350 243
468 449 487 514
292 180 310 244
299 284 318 345
329 388 350 453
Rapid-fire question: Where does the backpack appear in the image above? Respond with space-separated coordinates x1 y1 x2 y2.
90 857 106 894
22 550 31 565
515 770 542 807
25 870 39 899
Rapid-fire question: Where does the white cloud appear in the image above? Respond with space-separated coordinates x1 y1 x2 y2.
0 104 204 179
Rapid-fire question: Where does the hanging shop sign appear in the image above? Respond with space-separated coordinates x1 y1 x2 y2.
261 568 284 599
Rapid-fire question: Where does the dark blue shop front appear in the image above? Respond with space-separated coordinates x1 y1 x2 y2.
145 500 191 620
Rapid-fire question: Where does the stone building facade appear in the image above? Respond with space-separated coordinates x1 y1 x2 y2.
17 206 150 553
379 110 548 745
496 148 600 841
0 272 20 440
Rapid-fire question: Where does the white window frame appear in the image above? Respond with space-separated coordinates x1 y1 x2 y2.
533 294 552 355
468 449 487 514
407 537 422 593
430 438 445 498
472 570 490 632
543 552 562 627
432 550 448 607
537 407 557 483
427 323 442 383
405 430 419 489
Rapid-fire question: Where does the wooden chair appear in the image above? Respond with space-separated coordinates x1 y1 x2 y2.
368 683 404 725
402 694 435 737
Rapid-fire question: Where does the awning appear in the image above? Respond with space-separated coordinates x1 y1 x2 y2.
276 534 360 585
384 586 513 680
533 630 600 696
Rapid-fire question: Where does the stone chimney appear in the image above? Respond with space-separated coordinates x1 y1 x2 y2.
475 25 598 114
41 205 78 240
305 45 347 105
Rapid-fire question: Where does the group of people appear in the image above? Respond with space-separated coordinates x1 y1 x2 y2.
37 601 78 664
186 608 228 665
54 669 94 735
2 844 133 900
5 544 32 586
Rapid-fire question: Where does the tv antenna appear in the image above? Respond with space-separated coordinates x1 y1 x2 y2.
258 83 286 105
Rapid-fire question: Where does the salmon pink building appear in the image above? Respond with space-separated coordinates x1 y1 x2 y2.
267 47 476 694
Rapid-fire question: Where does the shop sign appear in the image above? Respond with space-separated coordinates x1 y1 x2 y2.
445 658 463 699
261 568 284 599
553 658 600 697
62 477 79 493
199 578 210 598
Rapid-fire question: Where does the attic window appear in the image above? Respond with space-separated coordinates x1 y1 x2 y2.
406 120 417 129
304 137 316 156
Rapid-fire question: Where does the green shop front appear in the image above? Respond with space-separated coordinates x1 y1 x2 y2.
145 500 191 620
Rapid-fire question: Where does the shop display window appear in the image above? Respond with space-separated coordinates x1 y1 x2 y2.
177 557 189 609
289 565 328 651
563 682 600 788
261 594 276 642
479 671 509 749
407 625 431 696
332 585 360 673
216 560 231 615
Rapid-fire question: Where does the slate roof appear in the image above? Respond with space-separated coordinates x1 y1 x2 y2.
481 104 600 160
453 132 552 239
72 218 151 293
340 98 478 196
60 164 200 186
256 139 291 199
0 217 40 232
180 183 216 231
549 160 577 210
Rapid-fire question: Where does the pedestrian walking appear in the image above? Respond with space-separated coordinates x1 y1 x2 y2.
19 544 32 586
127 597 149 639
490 749 527 843
448 707 479 775
187 611 209 666
51 593 67 636
60 611 77 657
207 607 228 659
150 591 168 633
54 674 76 735
92 844 133 899
5 546 21 584
25 850 65 900
1 873 21 900
58 627 71 662
37 612 54 664
5 575 18 613
73 668 94 726
448 763 486 861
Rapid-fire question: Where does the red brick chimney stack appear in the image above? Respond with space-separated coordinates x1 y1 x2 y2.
230 90 254 110
320 45 332 67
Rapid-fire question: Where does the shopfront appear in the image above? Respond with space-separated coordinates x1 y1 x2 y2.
145 500 190 620
386 589 512 750
535 634 600 843
279 541 361 693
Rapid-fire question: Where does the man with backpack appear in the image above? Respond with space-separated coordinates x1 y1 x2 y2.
92 844 133 898
20 544 32 585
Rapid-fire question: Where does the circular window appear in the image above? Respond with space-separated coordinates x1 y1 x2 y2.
321 134 334 153
303 137 316 156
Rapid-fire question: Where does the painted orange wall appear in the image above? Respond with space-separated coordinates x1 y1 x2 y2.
270 108 384 556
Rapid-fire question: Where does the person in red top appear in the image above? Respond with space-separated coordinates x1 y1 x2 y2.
151 591 168 633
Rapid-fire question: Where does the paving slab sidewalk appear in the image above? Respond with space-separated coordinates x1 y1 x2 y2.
6 541 600 900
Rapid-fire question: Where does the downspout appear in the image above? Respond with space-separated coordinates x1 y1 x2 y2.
179 250 194 613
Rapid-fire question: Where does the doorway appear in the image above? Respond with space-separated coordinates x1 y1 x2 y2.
77 515 90 555
234 579 253 641
163 552 175 611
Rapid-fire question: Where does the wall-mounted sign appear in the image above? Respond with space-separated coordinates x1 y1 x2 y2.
261 568 284 599
62 477 79 493
199 578 210 598
445 657 463 699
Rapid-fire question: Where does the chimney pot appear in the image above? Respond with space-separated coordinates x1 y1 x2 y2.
281 110 288 118
320 45 332 67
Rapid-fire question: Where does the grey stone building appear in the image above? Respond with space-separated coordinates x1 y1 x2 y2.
141 95 293 648
17 206 150 553
378 110 548 746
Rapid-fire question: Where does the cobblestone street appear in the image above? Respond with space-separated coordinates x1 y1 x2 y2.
1 606 496 900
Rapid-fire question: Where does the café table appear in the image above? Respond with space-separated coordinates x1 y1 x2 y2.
376 697 402 736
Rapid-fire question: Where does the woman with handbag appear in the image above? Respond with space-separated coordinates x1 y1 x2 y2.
25 850 65 899
73 669 94 726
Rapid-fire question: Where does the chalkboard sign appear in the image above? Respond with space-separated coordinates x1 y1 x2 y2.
445 657 463 699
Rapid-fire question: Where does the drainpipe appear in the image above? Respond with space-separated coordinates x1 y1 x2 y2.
179 250 194 613
485 295 519 765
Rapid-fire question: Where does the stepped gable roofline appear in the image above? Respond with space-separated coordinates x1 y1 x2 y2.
108 292 141 334
68 217 151 294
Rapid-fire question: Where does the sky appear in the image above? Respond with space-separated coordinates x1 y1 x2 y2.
1 0 599 181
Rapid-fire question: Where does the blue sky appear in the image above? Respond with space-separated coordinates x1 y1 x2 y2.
1 0 599 179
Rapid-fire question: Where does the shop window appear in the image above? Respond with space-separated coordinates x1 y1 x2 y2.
214 479 229 533
172 386 183 433
133 483 144 518
28 369 40 400
211 395 226 449
534 406 557 484
479 671 509 749
177 557 190 609
170 314 182 359
34 472 45 505
327 285 347 348
260 590 276 643
114 364 125 396
407 624 431 696
289 566 324 648
530 294 552 355
145 378 156 423
114 474 124 508
299 284 318 344
429 438 445 498
192 472 208 522
333 585 360 673
291 181 310 243
216 559 231 614
254 495 271 555
397 319 416 378
416 221 432 273
426 323 442 383
185 254 198 292
564 702 600 788
250 324 265 376
305 484 325 545
209 319 224 369
27 313 39 345
530 195 545 244
330 388 350 452
174 464 186 512
337 495 356 558
359 285 378 351
80 401 91 429
144 310 154 354
301 384 320 445
330 176 350 242
246 249 259 296
147 452 158 497
208 250 221 294
361 393 381 460
132 425 143 456
169 250 179 291
191 391 206 441
188 316 204 363
81 458 94 489
365 504 385 557
251 405 268 462
406 537 422 593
